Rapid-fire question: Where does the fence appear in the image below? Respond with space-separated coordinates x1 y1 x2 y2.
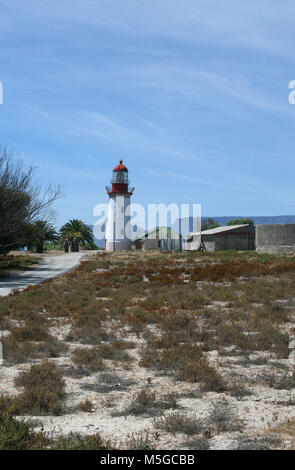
159 236 182 252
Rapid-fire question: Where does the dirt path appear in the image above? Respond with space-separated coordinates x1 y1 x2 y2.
0 253 86 296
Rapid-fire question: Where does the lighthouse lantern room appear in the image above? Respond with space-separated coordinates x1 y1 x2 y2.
105 160 134 251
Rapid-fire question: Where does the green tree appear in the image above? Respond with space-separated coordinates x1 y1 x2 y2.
0 145 62 254
226 218 254 226
60 219 94 252
25 220 59 253
201 218 220 231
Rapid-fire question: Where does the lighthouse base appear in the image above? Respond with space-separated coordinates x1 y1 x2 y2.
105 240 131 252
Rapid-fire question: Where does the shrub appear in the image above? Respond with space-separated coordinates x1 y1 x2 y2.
227 381 252 399
2 334 40 364
263 372 295 390
66 314 109 345
124 430 157 450
125 388 178 416
234 436 282 450
8 320 48 342
255 303 289 324
98 342 134 362
254 327 289 358
213 323 250 351
71 347 104 372
153 412 204 435
161 312 195 332
41 335 68 358
207 401 241 433
2 324 66 364
181 437 210 450
139 346 162 369
0 395 49 449
176 358 226 392
140 344 203 372
52 433 112 450
15 361 65 415
78 400 93 412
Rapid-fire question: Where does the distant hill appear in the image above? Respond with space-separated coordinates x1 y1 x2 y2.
173 215 295 235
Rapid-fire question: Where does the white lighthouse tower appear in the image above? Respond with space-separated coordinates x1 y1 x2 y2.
105 160 134 251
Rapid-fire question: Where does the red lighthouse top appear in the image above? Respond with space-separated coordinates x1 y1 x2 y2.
113 160 128 172
106 160 134 195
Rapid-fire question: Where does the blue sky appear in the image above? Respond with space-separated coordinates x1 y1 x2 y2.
0 0 295 228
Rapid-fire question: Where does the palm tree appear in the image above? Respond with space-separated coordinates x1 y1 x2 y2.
26 220 59 253
60 219 94 252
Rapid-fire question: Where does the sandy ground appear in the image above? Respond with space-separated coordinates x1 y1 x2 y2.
0 252 87 296
1 252 295 449
1 331 295 450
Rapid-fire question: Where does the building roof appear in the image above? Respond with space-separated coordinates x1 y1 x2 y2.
133 226 179 241
113 160 128 172
188 224 250 237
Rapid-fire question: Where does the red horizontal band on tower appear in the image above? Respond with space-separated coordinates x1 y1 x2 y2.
111 183 129 193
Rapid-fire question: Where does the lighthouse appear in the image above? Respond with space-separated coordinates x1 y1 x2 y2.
105 160 135 251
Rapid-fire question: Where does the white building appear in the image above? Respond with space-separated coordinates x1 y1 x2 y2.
184 224 255 251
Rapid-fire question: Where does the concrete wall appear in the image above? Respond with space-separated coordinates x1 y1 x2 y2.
142 238 159 250
203 234 254 251
256 224 295 255
105 240 131 251
202 226 255 252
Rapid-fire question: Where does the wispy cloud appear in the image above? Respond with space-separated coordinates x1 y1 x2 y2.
28 106 206 164
21 152 99 182
1 0 294 57
125 64 293 116
0 0 294 222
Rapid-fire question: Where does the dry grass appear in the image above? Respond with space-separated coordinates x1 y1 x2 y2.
207 400 242 433
153 412 205 436
266 419 295 449
71 347 105 372
122 388 178 416
1 249 295 448
122 429 159 450
0 395 50 449
78 399 94 412
2 318 67 364
52 433 112 450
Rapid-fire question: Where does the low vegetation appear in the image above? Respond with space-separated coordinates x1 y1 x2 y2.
0 395 112 449
1 248 295 449
15 361 66 415
153 412 204 436
123 388 178 416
